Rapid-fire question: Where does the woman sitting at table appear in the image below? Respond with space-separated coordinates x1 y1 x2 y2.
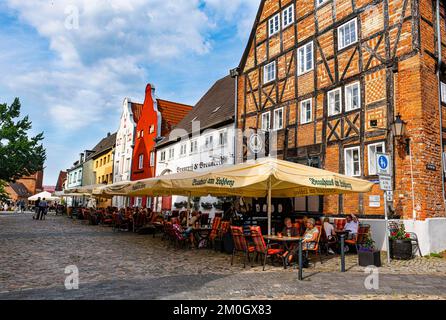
284 219 319 265
323 217 336 255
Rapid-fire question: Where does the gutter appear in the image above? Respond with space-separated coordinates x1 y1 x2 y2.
436 0 446 214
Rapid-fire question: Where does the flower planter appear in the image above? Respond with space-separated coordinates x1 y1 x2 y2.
390 239 413 260
358 250 381 267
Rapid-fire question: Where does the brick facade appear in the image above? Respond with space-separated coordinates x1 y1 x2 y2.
236 0 446 220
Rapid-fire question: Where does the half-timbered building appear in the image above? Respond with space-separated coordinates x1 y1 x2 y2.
235 0 446 252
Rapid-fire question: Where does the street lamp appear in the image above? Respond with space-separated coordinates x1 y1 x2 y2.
391 114 410 155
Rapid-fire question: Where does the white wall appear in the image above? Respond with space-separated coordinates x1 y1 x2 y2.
349 218 446 255
113 98 136 208
155 123 235 217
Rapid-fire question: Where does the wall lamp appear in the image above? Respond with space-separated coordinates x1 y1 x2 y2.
391 114 410 156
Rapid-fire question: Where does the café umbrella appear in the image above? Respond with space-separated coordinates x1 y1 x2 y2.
126 158 374 234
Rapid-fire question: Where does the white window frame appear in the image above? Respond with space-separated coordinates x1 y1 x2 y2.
338 18 358 50
282 5 294 29
160 151 166 162
328 88 342 116
180 143 187 157
344 146 361 177
441 82 446 103
138 154 144 170
316 0 328 7
263 61 276 84
168 148 175 160
300 99 313 124
261 112 271 131
190 140 198 154
219 130 228 146
273 108 284 130
205 135 214 150
149 151 155 167
345 82 361 112
269 13 280 36
368 142 385 176
298 42 314 75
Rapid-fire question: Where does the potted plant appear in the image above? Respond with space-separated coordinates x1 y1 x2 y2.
358 236 381 267
389 223 413 260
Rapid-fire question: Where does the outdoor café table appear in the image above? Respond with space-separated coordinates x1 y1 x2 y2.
335 230 351 272
193 227 212 248
264 235 305 280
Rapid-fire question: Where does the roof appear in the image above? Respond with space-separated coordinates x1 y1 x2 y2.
238 0 265 71
157 99 193 127
131 102 143 123
9 182 32 197
90 132 117 159
157 75 235 147
55 171 67 191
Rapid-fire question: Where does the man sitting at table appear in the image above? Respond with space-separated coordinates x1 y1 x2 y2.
282 218 299 237
344 214 359 239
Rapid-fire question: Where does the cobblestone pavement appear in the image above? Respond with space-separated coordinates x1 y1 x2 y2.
0 212 445 300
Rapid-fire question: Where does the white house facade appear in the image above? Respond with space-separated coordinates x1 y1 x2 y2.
112 98 142 208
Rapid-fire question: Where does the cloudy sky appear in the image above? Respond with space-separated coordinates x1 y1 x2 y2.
0 0 259 185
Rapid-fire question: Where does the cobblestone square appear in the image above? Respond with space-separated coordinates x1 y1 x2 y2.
0 212 445 300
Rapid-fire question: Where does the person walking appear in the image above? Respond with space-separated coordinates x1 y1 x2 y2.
33 197 41 219
37 198 48 220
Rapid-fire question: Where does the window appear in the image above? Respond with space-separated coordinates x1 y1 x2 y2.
140 130 144 137
328 88 342 116
205 135 214 150
168 148 175 160
282 5 294 28
264 61 276 84
273 108 284 130
107 155 110 163
180 143 187 156
441 82 446 103
190 140 198 154
338 18 358 50
160 151 166 162
261 112 271 131
300 99 313 124
138 154 144 170
298 42 314 75
368 142 385 175
219 131 228 146
345 82 361 111
345 147 361 177
149 125 154 134
149 151 155 167
269 13 280 36
316 0 328 7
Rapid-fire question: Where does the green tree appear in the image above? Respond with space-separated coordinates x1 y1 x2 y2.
0 98 46 185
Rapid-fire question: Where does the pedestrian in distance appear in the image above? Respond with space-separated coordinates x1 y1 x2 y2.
37 198 48 220
33 197 41 220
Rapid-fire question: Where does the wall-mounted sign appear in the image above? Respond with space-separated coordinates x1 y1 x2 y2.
426 164 437 171
369 196 381 208
376 153 392 176
379 175 392 191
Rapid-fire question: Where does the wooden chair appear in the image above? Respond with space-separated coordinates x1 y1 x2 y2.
303 225 323 265
230 226 255 268
209 217 222 248
345 224 371 252
250 226 284 271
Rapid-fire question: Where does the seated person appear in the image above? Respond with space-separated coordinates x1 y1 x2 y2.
302 218 320 250
285 219 319 265
323 217 336 255
282 218 299 237
344 214 359 239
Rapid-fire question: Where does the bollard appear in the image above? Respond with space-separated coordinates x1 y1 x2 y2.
298 239 303 281
340 234 345 272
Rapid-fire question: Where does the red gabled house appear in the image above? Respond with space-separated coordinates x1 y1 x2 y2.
131 84 192 208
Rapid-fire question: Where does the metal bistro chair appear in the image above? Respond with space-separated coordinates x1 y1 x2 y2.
408 232 423 257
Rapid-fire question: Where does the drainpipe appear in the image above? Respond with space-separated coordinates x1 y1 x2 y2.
436 0 446 214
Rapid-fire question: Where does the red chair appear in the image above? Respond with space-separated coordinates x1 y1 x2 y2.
250 226 284 271
209 217 222 248
334 218 347 231
230 226 255 268
345 224 371 252
303 225 323 265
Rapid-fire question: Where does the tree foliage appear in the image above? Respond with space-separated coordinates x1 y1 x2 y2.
0 98 46 182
